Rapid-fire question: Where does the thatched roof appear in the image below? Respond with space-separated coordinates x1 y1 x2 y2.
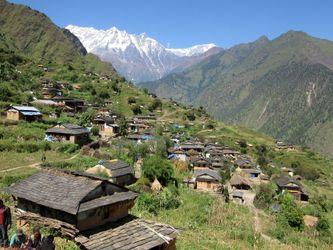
229 174 252 187
151 178 162 192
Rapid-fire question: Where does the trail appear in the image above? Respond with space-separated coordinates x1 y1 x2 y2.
250 205 280 243
0 153 79 174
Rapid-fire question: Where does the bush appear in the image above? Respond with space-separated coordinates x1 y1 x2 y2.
142 155 174 186
148 98 162 111
278 194 304 230
136 187 181 214
184 111 195 121
91 126 99 136
254 183 275 209
57 143 79 153
291 161 320 181
127 96 136 104
131 104 142 115
0 140 51 153
239 139 247 148
316 216 330 234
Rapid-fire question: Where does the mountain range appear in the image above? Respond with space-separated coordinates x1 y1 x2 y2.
140 31 333 157
67 25 221 82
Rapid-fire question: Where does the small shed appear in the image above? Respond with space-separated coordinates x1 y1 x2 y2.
86 159 136 186
45 123 90 145
6 106 42 122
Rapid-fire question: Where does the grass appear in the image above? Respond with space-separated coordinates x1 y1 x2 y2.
0 150 73 171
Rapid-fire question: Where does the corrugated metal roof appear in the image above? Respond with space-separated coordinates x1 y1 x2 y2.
11 106 41 112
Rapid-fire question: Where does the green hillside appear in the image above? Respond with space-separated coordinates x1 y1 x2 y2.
0 1 332 249
141 31 333 157
0 0 116 75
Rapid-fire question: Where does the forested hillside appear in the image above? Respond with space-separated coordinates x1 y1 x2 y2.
141 31 333 157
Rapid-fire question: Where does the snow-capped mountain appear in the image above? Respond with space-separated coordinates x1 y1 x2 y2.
66 25 221 82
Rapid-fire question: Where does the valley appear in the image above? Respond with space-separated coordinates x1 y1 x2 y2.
0 0 332 249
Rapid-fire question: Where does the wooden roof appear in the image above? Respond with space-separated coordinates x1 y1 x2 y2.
6 169 136 215
75 217 178 250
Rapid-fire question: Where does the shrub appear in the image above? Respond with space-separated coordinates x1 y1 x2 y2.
291 161 320 181
184 111 195 121
127 96 136 104
142 155 174 186
148 98 162 111
91 126 99 136
135 187 181 214
278 194 304 230
131 104 142 115
239 139 247 148
254 183 275 209
136 192 160 214
316 216 330 234
57 143 79 153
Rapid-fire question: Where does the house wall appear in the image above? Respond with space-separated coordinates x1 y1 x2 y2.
112 174 135 186
17 198 77 225
7 110 20 121
196 181 220 192
77 200 135 231
70 134 89 145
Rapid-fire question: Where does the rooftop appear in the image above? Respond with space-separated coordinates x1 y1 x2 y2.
75 217 178 250
6 169 137 215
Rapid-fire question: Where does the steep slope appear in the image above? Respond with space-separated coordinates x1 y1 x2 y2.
141 31 333 157
67 25 221 82
0 0 116 75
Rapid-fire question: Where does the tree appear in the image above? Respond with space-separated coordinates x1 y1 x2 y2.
142 155 174 186
79 109 95 126
131 104 142 115
98 89 110 99
149 98 162 111
278 193 304 229
239 139 247 148
127 96 136 104
118 117 128 136
254 183 276 209
219 166 231 185
91 126 99 136
184 111 195 121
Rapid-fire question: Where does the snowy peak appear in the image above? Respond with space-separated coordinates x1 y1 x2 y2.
166 43 217 57
66 25 220 82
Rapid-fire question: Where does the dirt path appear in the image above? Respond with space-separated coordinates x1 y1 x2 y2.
0 153 79 174
250 205 281 243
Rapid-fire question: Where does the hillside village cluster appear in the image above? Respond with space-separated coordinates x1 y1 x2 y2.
0 72 313 249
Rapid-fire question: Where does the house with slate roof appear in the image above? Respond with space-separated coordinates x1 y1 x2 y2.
7 170 179 249
275 175 309 201
45 123 90 145
6 169 138 231
193 169 222 192
86 159 136 186
6 106 42 122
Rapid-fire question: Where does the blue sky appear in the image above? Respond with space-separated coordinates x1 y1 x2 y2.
9 0 333 48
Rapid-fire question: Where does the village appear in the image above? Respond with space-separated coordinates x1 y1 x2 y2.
0 70 331 250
